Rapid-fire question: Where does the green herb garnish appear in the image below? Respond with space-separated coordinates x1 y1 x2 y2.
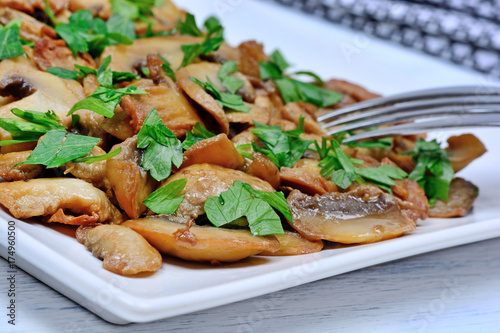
182 122 216 150
406 139 454 206
0 19 25 60
0 109 65 145
15 130 100 168
218 61 244 94
204 181 290 236
190 76 250 112
143 178 187 214
259 49 341 108
251 118 314 168
136 108 183 181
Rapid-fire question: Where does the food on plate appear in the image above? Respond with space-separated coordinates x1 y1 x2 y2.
0 0 487 275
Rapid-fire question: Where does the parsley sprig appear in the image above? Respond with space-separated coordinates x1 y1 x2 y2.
65 56 147 118
177 15 224 68
47 55 137 83
190 76 250 112
111 0 162 22
259 50 342 108
143 178 187 215
182 122 216 150
318 139 407 192
204 181 291 236
137 109 183 181
0 19 26 61
0 109 65 146
406 139 455 206
52 10 135 57
251 118 314 168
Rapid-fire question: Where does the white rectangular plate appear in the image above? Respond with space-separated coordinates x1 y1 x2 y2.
1 0 500 324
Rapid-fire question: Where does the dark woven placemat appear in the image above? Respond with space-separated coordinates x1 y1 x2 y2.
269 0 500 77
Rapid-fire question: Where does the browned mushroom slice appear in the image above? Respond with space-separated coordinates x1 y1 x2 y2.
76 224 162 275
238 40 268 78
325 78 380 102
123 217 280 262
247 152 281 189
176 66 229 134
180 62 255 102
102 35 202 75
0 0 68 15
182 134 245 170
429 178 478 218
226 103 270 126
106 136 157 219
0 150 42 181
69 0 112 18
0 7 56 41
281 103 325 135
280 159 337 196
0 178 124 224
259 231 323 256
446 134 487 173
62 146 112 195
100 106 135 141
120 78 203 137
33 37 96 71
202 42 240 65
287 186 416 244
134 0 184 33
163 163 275 219
0 57 84 152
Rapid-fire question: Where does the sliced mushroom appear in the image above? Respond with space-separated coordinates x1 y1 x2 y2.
280 159 337 195
0 178 124 224
163 163 275 220
0 57 84 152
120 78 203 137
102 35 203 75
0 150 43 181
33 37 96 71
176 66 229 134
62 146 112 196
281 102 325 135
226 102 270 126
259 231 323 256
325 78 380 102
182 133 245 170
100 106 135 141
287 186 416 244
446 134 487 173
122 217 280 262
76 224 162 275
237 40 268 78
135 0 184 34
429 178 478 218
0 0 67 15
69 0 111 19
247 152 281 189
106 136 158 219
0 7 56 41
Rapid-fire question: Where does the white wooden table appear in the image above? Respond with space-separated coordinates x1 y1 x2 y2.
1 237 499 333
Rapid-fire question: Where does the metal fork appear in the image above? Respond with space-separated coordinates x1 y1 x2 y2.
318 85 500 142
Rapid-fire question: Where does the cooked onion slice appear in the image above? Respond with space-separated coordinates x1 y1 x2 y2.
76 224 162 275
123 217 280 262
287 186 416 244
0 178 124 224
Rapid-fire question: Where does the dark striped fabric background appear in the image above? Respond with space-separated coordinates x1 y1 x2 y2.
269 0 500 77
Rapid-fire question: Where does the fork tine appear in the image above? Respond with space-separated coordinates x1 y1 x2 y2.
322 95 500 129
317 85 500 122
325 105 500 135
342 113 500 143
